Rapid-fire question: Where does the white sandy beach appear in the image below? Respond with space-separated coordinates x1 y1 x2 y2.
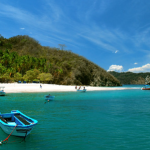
0 83 141 93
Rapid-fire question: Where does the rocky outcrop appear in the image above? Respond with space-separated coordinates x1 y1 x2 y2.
145 75 150 85
109 71 150 85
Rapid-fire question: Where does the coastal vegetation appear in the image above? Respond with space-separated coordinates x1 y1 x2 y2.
0 34 121 86
109 71 150 85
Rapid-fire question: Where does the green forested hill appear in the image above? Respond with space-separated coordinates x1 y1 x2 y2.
109 71 150 84
0 34 121 86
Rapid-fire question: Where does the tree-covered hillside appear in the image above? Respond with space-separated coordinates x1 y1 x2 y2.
109 71 150 84
0 34 121 86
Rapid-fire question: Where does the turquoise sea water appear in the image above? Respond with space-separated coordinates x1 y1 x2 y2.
1 85 150 150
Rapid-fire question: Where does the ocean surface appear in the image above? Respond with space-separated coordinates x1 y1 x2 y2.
1 85 150 150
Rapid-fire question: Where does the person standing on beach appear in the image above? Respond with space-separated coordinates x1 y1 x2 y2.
40 84 42 88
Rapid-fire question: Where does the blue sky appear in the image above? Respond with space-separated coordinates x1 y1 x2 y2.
1 0 150 73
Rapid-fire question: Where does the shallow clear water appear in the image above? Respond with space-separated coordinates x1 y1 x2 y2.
0 86 150 150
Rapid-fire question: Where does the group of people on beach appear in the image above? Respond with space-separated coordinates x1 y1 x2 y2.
75 86 85 90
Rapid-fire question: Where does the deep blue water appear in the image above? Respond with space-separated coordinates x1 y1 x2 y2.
1 85 150 150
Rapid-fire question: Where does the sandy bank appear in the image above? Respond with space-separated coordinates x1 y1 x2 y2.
0 83 140 93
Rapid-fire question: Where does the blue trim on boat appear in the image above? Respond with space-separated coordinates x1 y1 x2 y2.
0 110 38 137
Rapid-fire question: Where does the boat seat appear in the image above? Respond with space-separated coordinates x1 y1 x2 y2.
0 116 7 124
14 115 30 125
7 122 17 126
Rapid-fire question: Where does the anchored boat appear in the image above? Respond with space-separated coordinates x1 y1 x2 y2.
0 87 5 96
141 85 150 90
44 95 55 101
77 89 86 92
0 110 38 137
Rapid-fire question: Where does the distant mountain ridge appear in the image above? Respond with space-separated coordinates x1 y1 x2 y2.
109 71 150 85
0 34 121 86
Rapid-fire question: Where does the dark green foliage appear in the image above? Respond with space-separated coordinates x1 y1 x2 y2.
0 34 121 86
109 71 150 84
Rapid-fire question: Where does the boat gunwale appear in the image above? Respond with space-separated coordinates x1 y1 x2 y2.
0 110 38 128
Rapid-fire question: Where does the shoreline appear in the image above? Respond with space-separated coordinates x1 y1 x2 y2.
0 83 141 93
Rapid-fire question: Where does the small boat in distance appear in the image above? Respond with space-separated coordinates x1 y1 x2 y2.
77 89 86 92
0 110 38 137
141 85 150 90
76 86 86 92
44 95 55 101
0 87 5 96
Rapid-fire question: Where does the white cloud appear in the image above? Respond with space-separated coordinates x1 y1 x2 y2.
134 62 138 65
0 2 63 32
128 63 150 73
1 0 150 58
115 50 118 53
78 26 131 53
20 28 25 30
107 65 123 72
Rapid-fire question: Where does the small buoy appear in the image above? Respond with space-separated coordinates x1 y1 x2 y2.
0 141 2 145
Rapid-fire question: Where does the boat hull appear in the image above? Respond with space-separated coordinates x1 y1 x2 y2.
45 95 55 100
0 91 5 96
0 123 33 137
141 88 150 90
77 89 86 92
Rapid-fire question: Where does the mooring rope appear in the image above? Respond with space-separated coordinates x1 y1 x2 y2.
2 124 18 144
